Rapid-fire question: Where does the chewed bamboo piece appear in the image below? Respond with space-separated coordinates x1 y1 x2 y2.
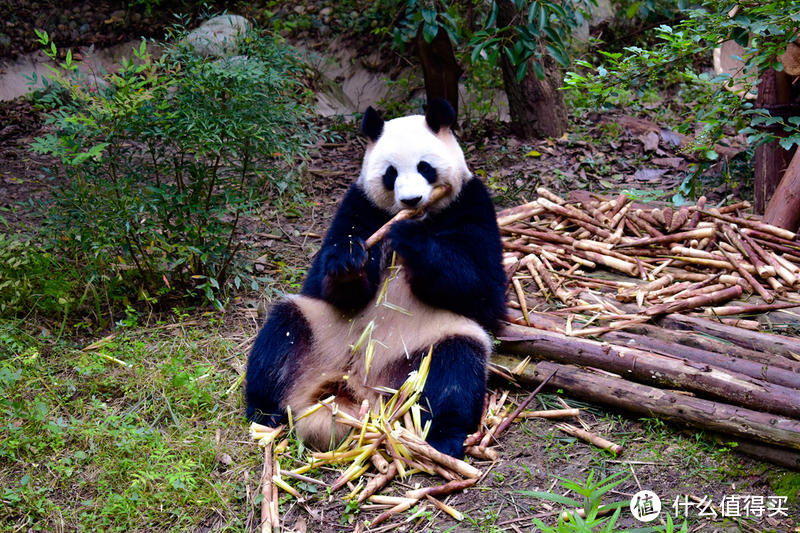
365 184 451 248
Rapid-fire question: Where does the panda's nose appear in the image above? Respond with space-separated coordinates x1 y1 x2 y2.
401 196 422 207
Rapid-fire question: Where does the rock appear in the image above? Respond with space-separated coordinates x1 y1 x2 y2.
184 14 252 58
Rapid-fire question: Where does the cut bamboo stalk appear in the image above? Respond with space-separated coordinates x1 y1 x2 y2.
425 494 464 521
487 368 558 444
370 452 390 474
644 285 743 316
496 200 545 225
740 231 798 286
366 185 451 248
702 209 797 241
357 462 398 503
466 445 499 461
536 187 566 205
406 478 478 501
516 408 581 419
571 249 639 276
395 428 482 479
492 355 800 450
537 197 600 227
555 423 623 454
615 227 715 249
669 207 690 233
705 301 799 316
629 211 663 237
525 254 574 304
688 196 706 229
722 224 775 278
261 442 276 533
718 247 774 303
624 322 800 372
607 194 629 221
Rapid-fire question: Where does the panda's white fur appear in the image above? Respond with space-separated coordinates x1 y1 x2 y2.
283 262 491 448
358 115 471 214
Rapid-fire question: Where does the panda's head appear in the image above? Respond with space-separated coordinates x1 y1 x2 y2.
357 99 471 215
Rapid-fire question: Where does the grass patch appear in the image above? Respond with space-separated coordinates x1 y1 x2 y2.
0 316 253 531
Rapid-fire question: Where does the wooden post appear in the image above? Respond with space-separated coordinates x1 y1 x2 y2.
753 68 795 214
764 148 800 232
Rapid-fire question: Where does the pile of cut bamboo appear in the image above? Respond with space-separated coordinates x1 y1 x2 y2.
496 188 800 468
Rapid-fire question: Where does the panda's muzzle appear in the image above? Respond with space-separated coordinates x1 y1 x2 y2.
401 196 422 207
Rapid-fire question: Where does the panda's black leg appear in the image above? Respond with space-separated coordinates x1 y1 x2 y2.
419 336 487 458
245 300 312 426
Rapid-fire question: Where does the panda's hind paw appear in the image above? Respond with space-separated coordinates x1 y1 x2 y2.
426 436 466 459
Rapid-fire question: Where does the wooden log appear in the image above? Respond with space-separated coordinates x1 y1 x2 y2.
624 323 800 372
658 313 800 359
491 355 800 450
497 324 800 418
602 331 800 390
764 147 800 232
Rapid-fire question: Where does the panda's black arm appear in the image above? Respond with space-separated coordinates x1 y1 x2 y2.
388 178 507 331
301 184 390 311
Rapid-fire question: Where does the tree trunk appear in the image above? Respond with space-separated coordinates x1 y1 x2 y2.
492 355 800 450
416 25 462 121
496 0 568 139
764 148 800 231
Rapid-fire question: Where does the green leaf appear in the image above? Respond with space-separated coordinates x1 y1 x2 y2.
516 490 581 507
422 21 438 43
532 60 545 80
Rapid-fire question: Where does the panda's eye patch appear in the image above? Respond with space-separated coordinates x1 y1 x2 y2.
382 165 398 191
417 161 437 183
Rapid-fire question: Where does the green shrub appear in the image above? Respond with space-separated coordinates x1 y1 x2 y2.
28 23 313 310
0 234 78 320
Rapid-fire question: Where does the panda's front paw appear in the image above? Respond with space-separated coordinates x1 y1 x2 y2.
322 237 369 280
388 220 428 259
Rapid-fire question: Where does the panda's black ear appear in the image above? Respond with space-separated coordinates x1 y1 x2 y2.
424 98 456 133
361 106 384 142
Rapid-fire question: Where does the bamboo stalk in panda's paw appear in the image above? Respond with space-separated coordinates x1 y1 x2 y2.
365 184 452 248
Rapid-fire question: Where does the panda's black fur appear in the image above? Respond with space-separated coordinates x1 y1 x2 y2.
245 100 507 458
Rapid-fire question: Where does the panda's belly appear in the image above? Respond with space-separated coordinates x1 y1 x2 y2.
285 264 490 425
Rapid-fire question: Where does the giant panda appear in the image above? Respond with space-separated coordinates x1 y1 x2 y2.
245 99 507 458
